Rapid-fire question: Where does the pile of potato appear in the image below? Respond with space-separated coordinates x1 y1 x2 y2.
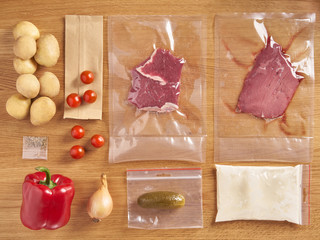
6 21 60 126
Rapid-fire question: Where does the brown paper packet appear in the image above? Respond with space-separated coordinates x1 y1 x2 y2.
64 15 103 120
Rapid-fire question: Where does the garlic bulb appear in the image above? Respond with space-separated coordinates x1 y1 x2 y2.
87 173 113 222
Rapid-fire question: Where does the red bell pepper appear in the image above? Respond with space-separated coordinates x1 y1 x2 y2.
20 167 75 230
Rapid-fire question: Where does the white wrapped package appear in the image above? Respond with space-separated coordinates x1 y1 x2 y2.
215 165 310 225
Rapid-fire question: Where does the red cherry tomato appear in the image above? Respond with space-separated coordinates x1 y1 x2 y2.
67 93 81 108
71 125 85 139
83 90 97 103
80 70 94 84
70 145 85 159
91 134 105 148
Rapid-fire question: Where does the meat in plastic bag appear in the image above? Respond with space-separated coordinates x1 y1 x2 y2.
108 16 207 163
214 13 315 162
128 49 185 113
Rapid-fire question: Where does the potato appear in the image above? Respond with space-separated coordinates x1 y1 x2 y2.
34 33 60 67
16 74 40 99
30 97 56 126
6 93 31 120
39 72 60 98
14 36 37 60
13 57 37 74
13 21 40 40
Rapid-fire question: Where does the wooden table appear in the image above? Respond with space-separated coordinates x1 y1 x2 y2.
0 0 319 239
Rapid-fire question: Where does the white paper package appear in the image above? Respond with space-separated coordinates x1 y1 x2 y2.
215 164 310 225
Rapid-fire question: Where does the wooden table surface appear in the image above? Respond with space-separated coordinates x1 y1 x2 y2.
0 0 319 239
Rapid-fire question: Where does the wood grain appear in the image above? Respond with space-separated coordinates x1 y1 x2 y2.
0 0 319 239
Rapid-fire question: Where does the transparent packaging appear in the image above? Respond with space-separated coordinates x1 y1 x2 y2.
215 164 311 225
22 136 48 160
108 16 207 163
127 168 203 229
214 13 315 162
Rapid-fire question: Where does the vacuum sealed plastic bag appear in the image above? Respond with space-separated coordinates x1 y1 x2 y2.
215 164 310 225
214 13 315 162
108 16 207 163
127 168 203 229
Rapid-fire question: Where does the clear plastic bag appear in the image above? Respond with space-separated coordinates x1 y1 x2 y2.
127 168 203 229
215 164 311 225
108 16 207 163
22 136 48 160
214 13 315 162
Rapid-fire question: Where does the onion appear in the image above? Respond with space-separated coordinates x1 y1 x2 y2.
87 173 113 222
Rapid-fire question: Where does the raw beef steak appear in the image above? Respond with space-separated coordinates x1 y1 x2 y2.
128 69 180 112
236 37 300 119
128 49 184 113
136 49 185 85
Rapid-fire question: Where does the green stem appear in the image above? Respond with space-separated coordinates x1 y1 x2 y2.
35 166 57 189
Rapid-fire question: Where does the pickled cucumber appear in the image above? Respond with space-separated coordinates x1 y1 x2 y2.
137 191 185 209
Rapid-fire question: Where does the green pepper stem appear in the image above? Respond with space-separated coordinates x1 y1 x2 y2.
35 166 57 189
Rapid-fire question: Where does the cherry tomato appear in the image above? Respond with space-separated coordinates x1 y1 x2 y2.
67 93 81 108
71 125 85 139
83 90 97 103
70 145 85 159
80 70 94 84
91 134 105 148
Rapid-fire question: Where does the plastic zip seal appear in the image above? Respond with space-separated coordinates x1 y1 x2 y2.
22 136 48 160
127 168 203 229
